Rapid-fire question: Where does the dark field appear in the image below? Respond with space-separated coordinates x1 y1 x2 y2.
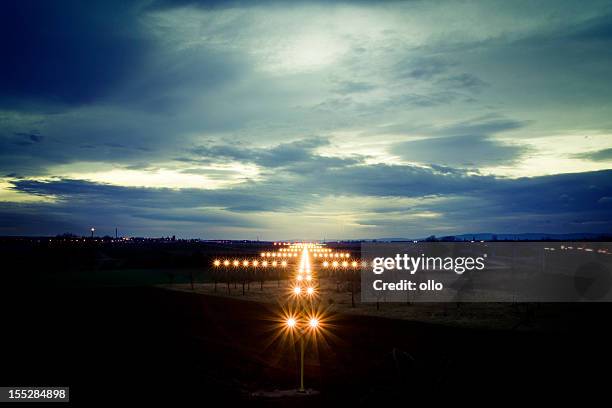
2 239 612 405
2 286 612 405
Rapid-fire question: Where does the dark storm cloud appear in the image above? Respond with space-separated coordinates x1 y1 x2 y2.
487 170 612 214
398 57 456 80
333 80 376 95
0 203 83 236
14 166 612 225
351 170 612 233
11 179 296 212
313 163 493 197
431 116 527 137
1 178 282 236
367 115 525 137
574 148 612 162
0 201 260 237
395 134 526 167
132 210 259 227
0 0 274 177
5 169 612 236
0 1 152 108
536 10 612 43
465 171 612 232
110 46 247 114
395 57 487 95
389 116 528 167
390 91 462 108
13 132 43 143
189 137 361 172
571 12 612 41
436 73 489 93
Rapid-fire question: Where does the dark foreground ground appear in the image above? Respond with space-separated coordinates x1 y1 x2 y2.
2 286 612 406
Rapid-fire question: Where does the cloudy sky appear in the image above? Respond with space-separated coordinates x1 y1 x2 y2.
1 0 612 239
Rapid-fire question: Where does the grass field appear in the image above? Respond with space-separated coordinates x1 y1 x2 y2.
159 278 584 332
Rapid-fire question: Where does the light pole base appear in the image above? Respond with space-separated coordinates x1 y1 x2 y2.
251 388 319 398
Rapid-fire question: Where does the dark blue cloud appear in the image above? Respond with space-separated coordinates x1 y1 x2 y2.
436 73 489 93
574 148 612 161
391 116 528 167
0 1 152 108
5 169 612 236
553 12 612 42
333 80 376 95
398 56 456 80
394 134 526 167
189 137 361 172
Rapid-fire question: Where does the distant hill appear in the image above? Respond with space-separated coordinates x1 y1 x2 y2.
373 232 612 242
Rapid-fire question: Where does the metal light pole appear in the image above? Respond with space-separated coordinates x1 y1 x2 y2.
299 334 305 392
289 246 320 393
215 242 328 394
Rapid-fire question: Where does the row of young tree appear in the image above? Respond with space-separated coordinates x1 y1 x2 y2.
209 262 293 295
203 257 363 308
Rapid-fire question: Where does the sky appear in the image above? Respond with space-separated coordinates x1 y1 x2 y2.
1 0 612 239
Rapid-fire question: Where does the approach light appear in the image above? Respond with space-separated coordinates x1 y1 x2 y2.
287 317 297 328
309 318 319 329
233 260 240 267
306 287 315 295
223 260 230 267
213 260 221 267
293 286 302 295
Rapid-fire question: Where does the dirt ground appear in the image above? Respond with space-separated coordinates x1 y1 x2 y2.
159 278 587 332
